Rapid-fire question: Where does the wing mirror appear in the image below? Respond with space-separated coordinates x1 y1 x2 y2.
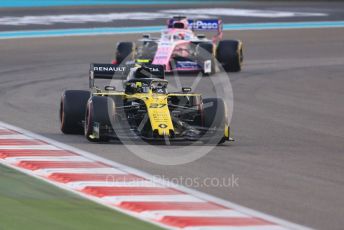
104 85 116 91
182 87 192 93
142 34 150 39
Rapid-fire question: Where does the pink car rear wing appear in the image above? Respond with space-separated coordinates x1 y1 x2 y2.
167 18 223 43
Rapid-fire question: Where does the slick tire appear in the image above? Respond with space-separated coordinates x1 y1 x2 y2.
116 42 136 64
203 98 228 144
216 40 243 72
60 90 90 134
84 96 115 142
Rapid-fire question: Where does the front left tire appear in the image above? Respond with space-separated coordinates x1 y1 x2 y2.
115 42 136 64
84 96 115 142
216 40 243 72
60 90 90 134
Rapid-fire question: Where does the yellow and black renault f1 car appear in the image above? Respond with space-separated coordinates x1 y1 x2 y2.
59 63 231 144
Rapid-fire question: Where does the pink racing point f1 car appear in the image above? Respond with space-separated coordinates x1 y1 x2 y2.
114 16 243 75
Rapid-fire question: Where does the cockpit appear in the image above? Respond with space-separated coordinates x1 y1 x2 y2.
125 79 168 95
161 30 194 42
151 80 168 94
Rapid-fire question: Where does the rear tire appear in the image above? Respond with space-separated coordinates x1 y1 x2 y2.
202 98 228 144
216 40 243 72
84 96 115 142
60 90 90 134
116 42 136 64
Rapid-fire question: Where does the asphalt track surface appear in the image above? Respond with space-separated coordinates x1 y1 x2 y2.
1 28 344 230
1 2 344 230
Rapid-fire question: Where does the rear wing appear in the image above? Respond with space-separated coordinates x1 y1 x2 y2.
89 63 164 88
134 64 165 79
188 19 222 32
89 63 127 88
167 18 223 42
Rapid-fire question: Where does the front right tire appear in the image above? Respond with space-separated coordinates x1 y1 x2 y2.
202 98 229 144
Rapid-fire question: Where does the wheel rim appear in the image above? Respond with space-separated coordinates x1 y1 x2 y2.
239 47 243 64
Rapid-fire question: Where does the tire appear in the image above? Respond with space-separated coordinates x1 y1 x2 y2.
169 95 203 126
116 42 136 64
60 90 90 134
216 40 243 72
84 96 115 142
202 98 229 144
196 42 215 75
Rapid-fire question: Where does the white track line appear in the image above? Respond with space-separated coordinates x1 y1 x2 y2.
0 121 313 230
141 210 249 219
4 156 93 163
103 194 205 204
0 134 33 139
67 180 162 189
0 145 60 150
184 226 290 230
35 167 127 176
